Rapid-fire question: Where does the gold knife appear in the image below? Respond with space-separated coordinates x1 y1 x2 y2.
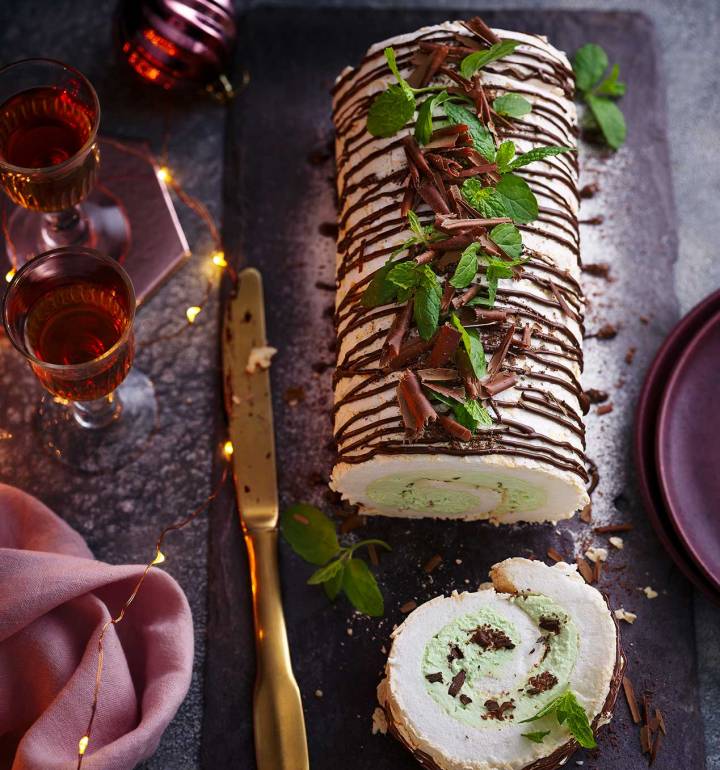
222 267 310 770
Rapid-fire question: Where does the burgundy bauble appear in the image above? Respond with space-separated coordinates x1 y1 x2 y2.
116 0 237 97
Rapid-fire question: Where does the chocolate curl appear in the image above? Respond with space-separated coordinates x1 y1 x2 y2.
481 372 518 397
418 182 450 214
463 16 501 45
397 370 437 435
548 280 576 319
489 325 515 375
380 300 413 368
439 414 472 442
440 282 455 313
476 309 508 324
385 337 433 371
417 368 458 382
428 323 461 367
457 349 480 398
424 381 466 402
452 284 480 309
402 136 432 178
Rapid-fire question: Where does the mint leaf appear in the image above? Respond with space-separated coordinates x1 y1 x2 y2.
586 94 626 150
495 140 516 173
444 101 496 161
496 173 538 223
342 558 384 616
595 63 626 97
449 243 480 289
572 43 608 93
508 145 573 171
367 84 416 137
460 40 520 79
461 179 508 218
522 730 551 744
388 261 420 290
493 93 532 118
281 503 341 565
362 260 399 308
414 266 441 340
451 314 486 378
521 690 597 750
415 90 450 145
307 558 344 585
490 223 523 259
323 563 345 600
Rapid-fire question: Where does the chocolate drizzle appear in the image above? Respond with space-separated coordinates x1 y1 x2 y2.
332 15 590 488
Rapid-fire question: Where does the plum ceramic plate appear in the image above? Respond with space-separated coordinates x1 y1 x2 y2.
656 308 720 593
635 289 720 602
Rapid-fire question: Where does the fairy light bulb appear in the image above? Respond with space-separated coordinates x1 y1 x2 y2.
186 306 201 324
223 440 234 459
211 250 227 267
152 550 166 565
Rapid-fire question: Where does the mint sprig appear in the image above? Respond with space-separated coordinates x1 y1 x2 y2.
281 503 390 616
572 43 626 150
521 690 597 749
460 40 520 79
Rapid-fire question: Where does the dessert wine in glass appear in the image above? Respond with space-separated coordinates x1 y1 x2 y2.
3 246 156 472
0 59 130 265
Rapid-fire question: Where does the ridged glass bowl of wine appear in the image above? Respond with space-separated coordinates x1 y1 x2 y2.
0 58 129 265
3 246 156 472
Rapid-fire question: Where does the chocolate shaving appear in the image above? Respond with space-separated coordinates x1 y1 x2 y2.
475 309 507 324
397 370 437 435
448 669 466 697
539 616 562 635
423 554 443 573
488 325 515 375
418 181 450 214
576 556 594 584
623 676 642 724
547 547 565 563
425 672 444 684
527 671 558 695
380 301 413 368
439 414 473 442
594 523 634 534
429 323 461 367
469 625 515 650
481 372 517 397
459 694 472 706
463 16 501 44
447 644 464 662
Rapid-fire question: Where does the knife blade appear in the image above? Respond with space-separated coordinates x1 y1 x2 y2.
223 267 310 770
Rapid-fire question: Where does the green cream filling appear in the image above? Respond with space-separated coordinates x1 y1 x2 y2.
421 594 578 727
366 471 547 516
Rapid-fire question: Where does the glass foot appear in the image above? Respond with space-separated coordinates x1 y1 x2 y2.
35 369 157 473
6 186 131 265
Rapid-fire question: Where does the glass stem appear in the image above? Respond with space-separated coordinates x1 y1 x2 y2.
72 391 122 430
41 205 88 248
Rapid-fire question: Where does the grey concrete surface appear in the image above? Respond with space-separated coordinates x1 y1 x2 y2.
0 1 716 769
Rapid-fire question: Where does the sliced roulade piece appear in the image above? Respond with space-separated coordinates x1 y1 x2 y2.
331 16 589 522
377 558 625 770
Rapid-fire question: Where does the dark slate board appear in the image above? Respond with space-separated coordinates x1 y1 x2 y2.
203 8 703 769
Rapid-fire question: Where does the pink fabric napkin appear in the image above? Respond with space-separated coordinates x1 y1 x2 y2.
0 484 194 770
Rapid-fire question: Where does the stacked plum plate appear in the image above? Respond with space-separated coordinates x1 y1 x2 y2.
635 288 720 600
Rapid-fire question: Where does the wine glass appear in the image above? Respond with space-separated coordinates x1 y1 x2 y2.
3 246 156 472
0 59 130 266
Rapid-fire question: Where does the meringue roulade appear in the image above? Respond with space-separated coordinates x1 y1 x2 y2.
377 558 625 770
330 17 589 522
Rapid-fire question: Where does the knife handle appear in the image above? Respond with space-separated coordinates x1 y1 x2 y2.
245 527 310 770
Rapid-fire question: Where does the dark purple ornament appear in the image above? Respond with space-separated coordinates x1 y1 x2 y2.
116 0 237 98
